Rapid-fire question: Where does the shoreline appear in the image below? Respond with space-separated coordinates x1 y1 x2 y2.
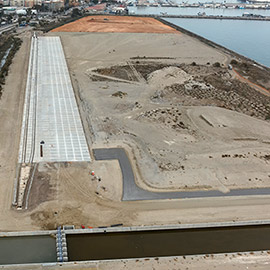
42 13 270 69
154 14 270 21
156 16 270 70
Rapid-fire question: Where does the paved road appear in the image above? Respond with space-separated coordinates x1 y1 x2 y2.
93 148 270 201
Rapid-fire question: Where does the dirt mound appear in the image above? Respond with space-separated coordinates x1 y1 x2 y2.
51 16 180 34
94 65 138 82
147 66 191 88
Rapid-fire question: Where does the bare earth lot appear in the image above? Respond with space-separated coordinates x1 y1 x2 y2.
7 251 270 270
51 16 179 34
0 19 269 234
52 31 270 193
1 18 270 270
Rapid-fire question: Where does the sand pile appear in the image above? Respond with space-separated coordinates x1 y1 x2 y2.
148 66 191 89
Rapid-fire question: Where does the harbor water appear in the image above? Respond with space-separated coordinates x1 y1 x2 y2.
164 18 270 67
129 6 270 17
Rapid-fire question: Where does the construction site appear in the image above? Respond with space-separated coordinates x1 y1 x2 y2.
0 15 270 269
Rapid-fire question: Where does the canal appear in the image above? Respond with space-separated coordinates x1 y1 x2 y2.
2 223 270 265
0 234 56 265
67 224 270 261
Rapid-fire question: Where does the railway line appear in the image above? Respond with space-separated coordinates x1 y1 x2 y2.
20 34 38 164
14 34 38 209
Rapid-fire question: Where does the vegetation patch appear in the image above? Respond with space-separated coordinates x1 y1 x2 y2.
231 59 270 90
0 36 22 98
36 15 84 33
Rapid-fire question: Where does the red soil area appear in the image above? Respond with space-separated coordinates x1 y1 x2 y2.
51 16 180 34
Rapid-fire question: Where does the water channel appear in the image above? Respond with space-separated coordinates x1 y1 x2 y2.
0 235 56 265
1 224 270 265
67 225 270 261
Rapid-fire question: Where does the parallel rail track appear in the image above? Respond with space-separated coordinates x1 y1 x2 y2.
14 34 38 208
20 34 38 164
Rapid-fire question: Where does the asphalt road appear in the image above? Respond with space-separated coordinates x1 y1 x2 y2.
93 148 270 201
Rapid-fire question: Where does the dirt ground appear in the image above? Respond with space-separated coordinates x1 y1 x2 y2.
1 26 270 270
51 16 180 34
50 31 270 192
5 251 270 270
0 21 270 235
232 60 270 91
0 30 35 230
93 63 270 120
11 29 269 231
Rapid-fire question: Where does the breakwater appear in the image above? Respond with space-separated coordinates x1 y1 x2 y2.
158 14 270 20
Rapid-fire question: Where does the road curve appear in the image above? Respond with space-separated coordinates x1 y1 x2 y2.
93 148 270 201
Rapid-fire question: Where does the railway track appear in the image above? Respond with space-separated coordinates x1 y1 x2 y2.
21 35 38 164
14 33 38 209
